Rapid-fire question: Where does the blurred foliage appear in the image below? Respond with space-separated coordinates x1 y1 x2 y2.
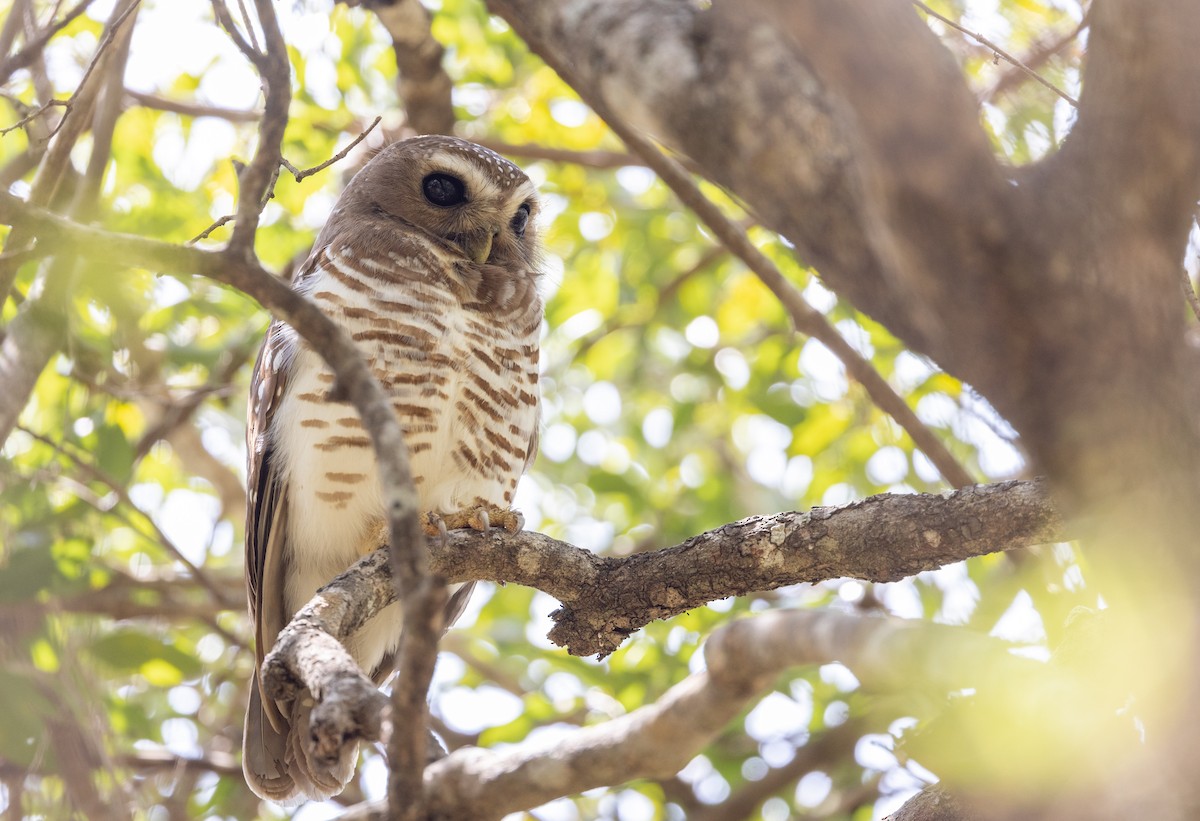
0 0 1093 819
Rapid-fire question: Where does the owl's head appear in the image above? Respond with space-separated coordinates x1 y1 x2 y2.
331 135 541 273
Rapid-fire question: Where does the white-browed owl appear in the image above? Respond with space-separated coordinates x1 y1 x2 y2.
243 135 542 803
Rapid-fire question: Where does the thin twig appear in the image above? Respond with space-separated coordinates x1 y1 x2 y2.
913 0 1079 108
981 13 1089 104
189 214 235 244
476 138 643 170
363 0 455 135
123 89 261 122
18 0 142 143
0 99 67 135
0 0 31 65
226 0 289 255
51 0 140 138
209 0 259 63
234 0 261 53
284 115 382 182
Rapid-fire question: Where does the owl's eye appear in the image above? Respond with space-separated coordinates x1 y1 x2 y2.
511 202 531 238
422 173 466 207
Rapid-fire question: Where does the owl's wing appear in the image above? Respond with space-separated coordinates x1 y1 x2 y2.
243 316 300 800
246 252 325 712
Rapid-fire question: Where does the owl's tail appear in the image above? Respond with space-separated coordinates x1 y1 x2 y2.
243 676 357 806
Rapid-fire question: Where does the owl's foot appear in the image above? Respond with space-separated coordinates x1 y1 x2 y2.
422 505 524 536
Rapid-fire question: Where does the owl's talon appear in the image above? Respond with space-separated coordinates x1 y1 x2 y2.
431 505 524 534
469 508 491 532
420 511 442 538
503 510 524 534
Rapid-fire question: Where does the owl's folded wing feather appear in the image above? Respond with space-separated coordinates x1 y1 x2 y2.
243 318 299 799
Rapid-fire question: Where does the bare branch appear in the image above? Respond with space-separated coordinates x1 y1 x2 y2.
1185 268 1200 324
886 786 975 821
23 0 141 143
189 214 235 244
913 1 1078 107
209 0 260 64
118 748 242 778
226 0 289 254
285 115 382 182
434 479 1058 656
124 89 262 122
475 138 643 170
350 0 456 135
388 577 447 821
980 14 1088 105
0 0 31 64
417 608 1040 820
689 720 866 821
261 551 393 760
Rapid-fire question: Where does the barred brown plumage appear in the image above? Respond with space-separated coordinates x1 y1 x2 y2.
242 136 543 805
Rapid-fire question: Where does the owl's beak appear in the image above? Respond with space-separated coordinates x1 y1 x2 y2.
459 230 497 264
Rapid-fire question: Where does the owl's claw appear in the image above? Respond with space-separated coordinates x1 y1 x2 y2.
471 507 490 532
424 505 524 535
420 512 450 544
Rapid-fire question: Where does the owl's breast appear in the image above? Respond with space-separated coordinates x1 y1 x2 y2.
282 245 541 527
270 243 540 675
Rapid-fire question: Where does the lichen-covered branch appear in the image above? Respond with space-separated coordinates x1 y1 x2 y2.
265 478 1057 666
261 551 395 759
436 479 1059 657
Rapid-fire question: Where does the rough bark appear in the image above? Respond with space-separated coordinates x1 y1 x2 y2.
261 550 395 759
265 479 1056 663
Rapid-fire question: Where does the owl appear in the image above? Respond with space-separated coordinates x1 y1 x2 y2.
242 135 543 804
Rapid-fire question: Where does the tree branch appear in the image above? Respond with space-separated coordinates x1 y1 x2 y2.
435 479 1058 657
262 478 1056 674
913 1 1078 107
339 605 1038 821
225 0 289 254
419 608 1040 820
0 0 97 85
261 551 394 762
346 0 456 136
123 89 262 122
